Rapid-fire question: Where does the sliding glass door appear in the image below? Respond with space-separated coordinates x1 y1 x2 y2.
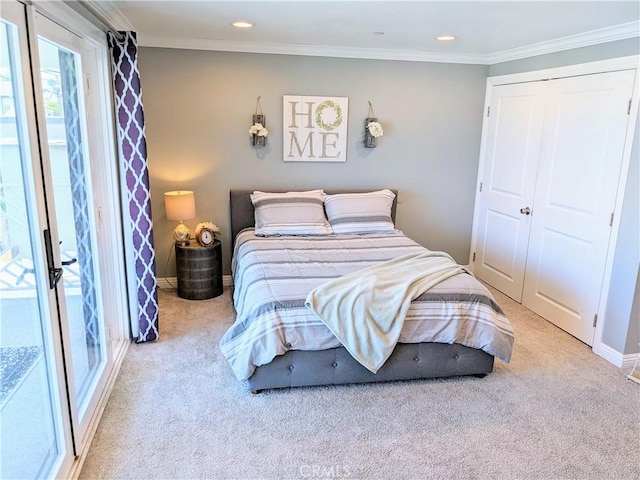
0 3 71 477
34 14 108 442
1 2 128 477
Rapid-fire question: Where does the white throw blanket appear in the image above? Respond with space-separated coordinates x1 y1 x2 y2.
305 251 470 373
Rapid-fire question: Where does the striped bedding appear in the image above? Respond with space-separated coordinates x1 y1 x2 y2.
220 229 514 381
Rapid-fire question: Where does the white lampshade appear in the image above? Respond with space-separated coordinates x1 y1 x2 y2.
164 191 196 221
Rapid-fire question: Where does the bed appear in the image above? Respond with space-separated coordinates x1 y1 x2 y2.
221 189 514 393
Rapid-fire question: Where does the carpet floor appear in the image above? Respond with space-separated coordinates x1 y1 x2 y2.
79 287 639 480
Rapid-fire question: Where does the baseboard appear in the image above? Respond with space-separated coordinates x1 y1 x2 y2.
157 275 233 289
621 352 640 370
594 341 640 369
157 277 178 289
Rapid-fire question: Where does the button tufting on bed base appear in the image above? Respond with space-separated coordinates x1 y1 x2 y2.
245 343 495 393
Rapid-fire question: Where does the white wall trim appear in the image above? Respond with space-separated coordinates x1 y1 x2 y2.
32 0 106 44
137 28 640 66
622 353 640 371
594 341 640 370
487 54 640 84
99 0 638 68
157 277 177 290
158 275 233 290
594 67 639 361
488 21 640 64
85 0 136 32
137 35 488 65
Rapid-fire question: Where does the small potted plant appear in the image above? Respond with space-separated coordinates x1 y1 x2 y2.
364 119 383 148
249 121 268 147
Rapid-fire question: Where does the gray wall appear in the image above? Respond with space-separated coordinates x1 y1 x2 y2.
490 39 640 355
139 40 638 356
138 48 488 276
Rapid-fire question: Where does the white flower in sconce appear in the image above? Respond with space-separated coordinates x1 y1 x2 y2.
367 121 384 138
249 123 268 137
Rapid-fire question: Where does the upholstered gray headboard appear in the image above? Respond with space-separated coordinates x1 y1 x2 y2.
229 189 399 246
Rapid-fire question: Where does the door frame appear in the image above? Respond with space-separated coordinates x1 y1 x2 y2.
469 54 639 364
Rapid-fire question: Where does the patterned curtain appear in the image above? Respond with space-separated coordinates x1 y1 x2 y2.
107 31 158 343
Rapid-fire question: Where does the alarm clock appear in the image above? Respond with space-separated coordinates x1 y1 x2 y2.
195 222 219 247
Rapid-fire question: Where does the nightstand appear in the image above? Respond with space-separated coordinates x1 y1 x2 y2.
175 240 223 300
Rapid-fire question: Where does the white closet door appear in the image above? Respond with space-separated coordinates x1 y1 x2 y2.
474 82 548 301
522 70 636 345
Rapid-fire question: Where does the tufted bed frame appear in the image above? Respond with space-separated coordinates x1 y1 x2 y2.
229 189 495 393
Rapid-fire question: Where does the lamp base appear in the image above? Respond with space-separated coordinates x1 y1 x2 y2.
172 221 191 244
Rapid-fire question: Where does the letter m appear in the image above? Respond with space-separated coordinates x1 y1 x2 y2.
288 131 315 158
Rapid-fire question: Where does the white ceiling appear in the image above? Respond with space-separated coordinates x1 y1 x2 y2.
99 1 640 64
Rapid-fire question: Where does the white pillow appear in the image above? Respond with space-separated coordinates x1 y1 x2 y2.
324 189 396 234
251 190 333 236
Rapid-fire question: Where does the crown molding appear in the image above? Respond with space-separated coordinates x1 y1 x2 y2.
137 36 489 65
488 21 640 64
108 3 638 67
85 0 135 32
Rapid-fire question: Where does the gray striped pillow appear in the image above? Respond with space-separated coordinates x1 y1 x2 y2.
324 189 396 234
251 190 333 236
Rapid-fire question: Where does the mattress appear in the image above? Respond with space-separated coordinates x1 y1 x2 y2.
220 229 514 381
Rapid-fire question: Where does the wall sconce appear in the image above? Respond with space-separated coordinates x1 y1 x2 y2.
364 100 384 148
164 190 196 244
250 96 268 147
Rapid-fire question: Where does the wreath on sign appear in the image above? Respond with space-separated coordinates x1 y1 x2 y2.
315 100 343 131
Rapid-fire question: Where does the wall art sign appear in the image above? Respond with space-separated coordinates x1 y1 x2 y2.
283 95 349 162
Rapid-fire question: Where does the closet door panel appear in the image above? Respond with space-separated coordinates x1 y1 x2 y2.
522 70 636 345
474 82 547 301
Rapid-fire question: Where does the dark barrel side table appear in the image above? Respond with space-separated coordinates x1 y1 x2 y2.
175 240 223 300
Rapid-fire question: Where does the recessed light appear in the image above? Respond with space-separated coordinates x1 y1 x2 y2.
232 21 253 28
436 35 456 41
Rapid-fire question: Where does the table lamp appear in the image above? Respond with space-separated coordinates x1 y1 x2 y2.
164 190 196 244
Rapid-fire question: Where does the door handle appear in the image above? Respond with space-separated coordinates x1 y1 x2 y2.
57 240 77 266
520 207 531 215
44 229 63 289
